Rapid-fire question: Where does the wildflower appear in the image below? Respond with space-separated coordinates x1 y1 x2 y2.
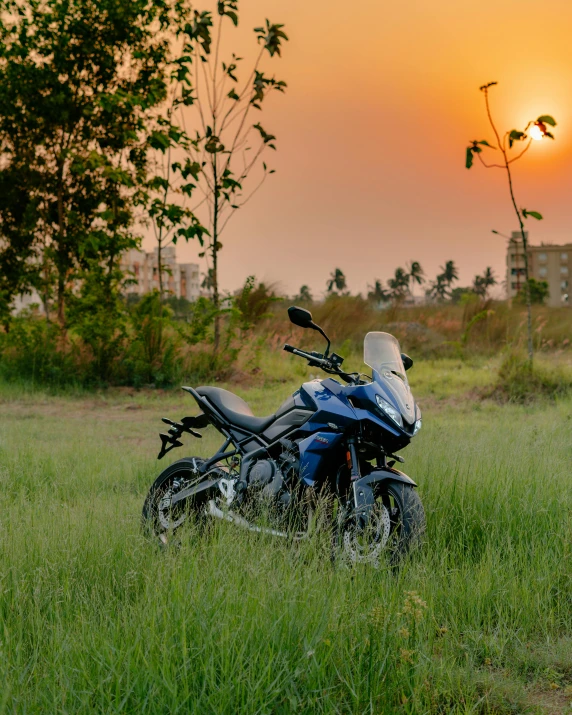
437 626 448 636
484 658 492 666
306 650 315 658
402 591 427 624
369 605 385 627
400 648 415 664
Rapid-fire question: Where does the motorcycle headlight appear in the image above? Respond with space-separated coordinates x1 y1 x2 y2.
375 394 403 428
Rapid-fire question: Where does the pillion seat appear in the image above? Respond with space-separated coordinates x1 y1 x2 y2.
195 386 276 433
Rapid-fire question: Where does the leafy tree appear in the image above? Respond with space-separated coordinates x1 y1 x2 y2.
465 81 557 363
201 268 215 295
472 267 497 298
295 285 313 302
163 4 288 349
0 0 172 330
450 286 475 304
234 276 278 329
327 268 347 294
516 278 549 306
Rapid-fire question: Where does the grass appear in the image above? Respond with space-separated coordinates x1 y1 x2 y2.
1 359 572 713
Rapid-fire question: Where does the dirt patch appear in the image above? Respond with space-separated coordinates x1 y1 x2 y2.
525 686 572 714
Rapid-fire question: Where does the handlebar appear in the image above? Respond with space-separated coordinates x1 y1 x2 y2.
283 344 328 366
283 343 357 383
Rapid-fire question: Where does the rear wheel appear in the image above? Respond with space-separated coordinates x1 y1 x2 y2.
335 481 425 566
142 457 206 544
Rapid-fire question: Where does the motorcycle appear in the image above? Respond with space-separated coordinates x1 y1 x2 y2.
142 306 425 565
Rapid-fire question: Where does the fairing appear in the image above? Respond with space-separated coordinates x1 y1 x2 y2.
364 332 415 424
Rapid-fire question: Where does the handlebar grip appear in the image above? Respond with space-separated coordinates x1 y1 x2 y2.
283 344 295 353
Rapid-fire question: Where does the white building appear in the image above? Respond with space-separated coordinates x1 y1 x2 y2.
121 246 200 301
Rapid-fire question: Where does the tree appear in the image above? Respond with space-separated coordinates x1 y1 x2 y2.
327 268 347 294
295 285 313 302
407 261 425 296
441 260 459 289
472 267 497 298
387 267 410 303
426 260 458 301
201 268 215 295
516 278 549 306
465 81 557 364
163 5 288 349
426 274 448 302
367 280 390 306
0 0 173 331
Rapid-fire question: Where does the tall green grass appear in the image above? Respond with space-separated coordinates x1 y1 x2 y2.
1 374 571 713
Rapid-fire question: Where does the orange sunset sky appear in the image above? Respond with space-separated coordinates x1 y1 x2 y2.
144 0 572 296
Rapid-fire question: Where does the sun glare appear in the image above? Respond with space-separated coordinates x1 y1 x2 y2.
530 124 543 141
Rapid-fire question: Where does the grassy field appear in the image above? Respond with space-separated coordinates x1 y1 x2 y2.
1 357 572 713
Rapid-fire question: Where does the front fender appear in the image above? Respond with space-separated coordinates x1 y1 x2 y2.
352 468 417 512
360 467 417 489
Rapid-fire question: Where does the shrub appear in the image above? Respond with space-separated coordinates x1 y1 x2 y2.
493 351 572 403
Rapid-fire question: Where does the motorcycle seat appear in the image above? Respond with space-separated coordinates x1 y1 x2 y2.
195 386 276 434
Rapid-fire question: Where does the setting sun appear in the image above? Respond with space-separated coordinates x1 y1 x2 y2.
530 124 544 141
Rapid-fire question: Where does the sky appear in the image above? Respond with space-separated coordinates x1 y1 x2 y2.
143 0 572 298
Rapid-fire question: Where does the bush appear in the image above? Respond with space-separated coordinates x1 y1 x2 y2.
493 351 572 403
515 278 549 305
0 315 85 387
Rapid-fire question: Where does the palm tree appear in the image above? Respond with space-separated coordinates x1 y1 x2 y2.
407 261 425 297
367 280 390 306
388 267 409 302
295 285 312 302
440 260 459 289
427 274 448 301
473 267 497 298
326 268 347 294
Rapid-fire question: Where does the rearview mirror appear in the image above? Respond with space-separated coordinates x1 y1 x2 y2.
288 305 331 356
401 353 413 371
288 306 314 329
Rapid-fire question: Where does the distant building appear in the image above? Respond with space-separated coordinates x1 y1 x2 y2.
121 246 200 301
506 231 570 307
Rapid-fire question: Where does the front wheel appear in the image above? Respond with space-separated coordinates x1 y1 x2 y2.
335 481 425 567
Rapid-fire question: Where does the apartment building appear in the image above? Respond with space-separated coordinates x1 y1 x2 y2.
121 246 200 301
506 231 570 307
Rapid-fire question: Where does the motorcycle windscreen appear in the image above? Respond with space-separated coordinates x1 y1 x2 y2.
364 332 406 380
364 332 415 423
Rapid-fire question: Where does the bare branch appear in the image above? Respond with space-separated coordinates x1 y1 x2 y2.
507 139 532 164
476 153 505 170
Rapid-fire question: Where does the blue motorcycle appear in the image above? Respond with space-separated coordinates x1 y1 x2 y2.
142 306 425 564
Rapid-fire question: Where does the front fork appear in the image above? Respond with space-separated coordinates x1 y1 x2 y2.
347 438 372 524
